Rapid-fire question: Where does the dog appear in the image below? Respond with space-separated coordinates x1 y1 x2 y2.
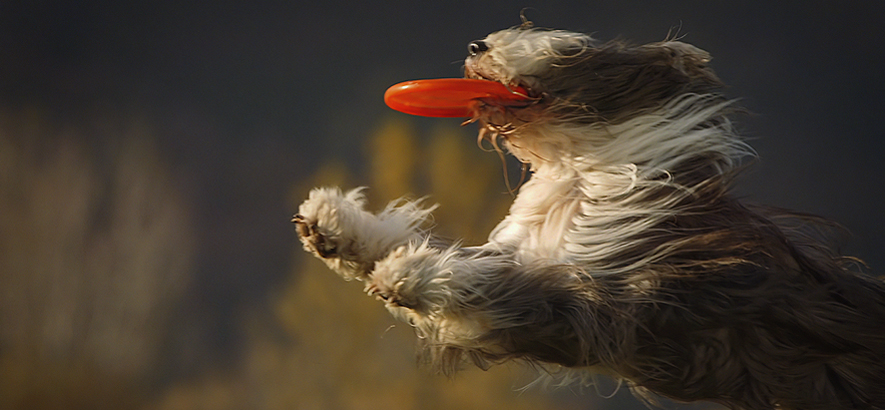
293 25 885 410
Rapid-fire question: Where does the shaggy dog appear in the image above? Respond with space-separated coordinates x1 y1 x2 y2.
293 25 885 409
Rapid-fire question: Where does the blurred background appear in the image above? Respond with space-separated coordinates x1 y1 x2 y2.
1 1 883 409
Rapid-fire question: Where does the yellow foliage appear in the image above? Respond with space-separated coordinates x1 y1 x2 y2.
141 370 249 410
367 116 419 202
425 123 511 243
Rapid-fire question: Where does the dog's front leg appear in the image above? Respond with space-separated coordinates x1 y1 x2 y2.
365 243 513 368
365 242 598 373
293 187 435 280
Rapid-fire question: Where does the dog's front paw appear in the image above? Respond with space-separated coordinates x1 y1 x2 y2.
366 243 503 344
294 187 375 279
366 243 454 317
294 187 436 280
292 214 337 258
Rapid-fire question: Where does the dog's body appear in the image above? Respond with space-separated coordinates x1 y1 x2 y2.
294 26 885 409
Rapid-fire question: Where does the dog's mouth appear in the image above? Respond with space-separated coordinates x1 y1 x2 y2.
464 62 540 119
464 68 534 97
463 61 492 82
464 63 533 96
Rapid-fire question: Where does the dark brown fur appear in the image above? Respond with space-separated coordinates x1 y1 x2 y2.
428 172 885 409
542 40 723 123
419 176 885 409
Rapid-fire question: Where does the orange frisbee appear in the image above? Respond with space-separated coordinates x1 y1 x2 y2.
384 78 529 118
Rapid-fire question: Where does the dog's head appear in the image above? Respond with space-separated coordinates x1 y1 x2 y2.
463 26 732 171
465 26 721 125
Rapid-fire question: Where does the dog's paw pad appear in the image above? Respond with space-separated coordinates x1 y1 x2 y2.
292 214 338 258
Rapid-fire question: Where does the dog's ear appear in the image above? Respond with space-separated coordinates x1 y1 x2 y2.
537 40 723 123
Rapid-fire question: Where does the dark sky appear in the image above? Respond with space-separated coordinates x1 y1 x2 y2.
3 0 884 373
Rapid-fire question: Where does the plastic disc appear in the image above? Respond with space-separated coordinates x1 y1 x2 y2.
384 78 528 118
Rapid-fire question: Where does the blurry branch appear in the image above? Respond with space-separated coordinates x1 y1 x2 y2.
0 109 195 408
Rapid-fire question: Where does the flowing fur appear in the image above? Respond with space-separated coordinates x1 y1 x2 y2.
294 25 885 410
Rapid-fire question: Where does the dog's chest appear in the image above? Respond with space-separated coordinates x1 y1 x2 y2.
487 176 587 263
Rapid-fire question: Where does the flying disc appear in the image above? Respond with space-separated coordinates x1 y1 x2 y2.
384 78 529 118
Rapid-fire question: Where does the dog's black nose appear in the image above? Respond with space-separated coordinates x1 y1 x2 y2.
468 40 489 56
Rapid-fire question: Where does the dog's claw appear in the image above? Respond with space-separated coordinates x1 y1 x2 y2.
365 281 417 310
292 214 309 237
293 214 337 258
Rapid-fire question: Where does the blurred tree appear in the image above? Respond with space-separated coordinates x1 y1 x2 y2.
0 109 195 410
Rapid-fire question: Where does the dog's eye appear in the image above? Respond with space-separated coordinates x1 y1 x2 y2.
468 40 489 56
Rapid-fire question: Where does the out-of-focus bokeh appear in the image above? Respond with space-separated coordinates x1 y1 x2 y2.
1 1 883 409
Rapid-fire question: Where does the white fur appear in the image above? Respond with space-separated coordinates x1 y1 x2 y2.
466 29 593 89
484 94 753 269
367 242 514 351
296 187 435 280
